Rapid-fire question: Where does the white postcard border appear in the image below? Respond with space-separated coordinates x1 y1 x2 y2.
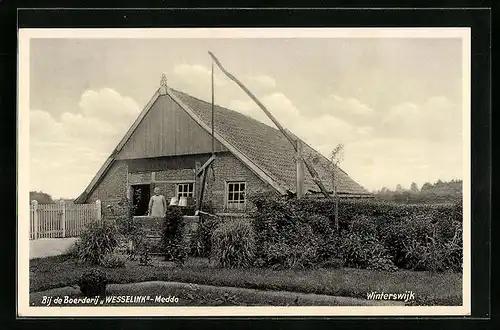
17 27 472 317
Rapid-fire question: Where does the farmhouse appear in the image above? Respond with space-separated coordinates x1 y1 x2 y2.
75 76 371 216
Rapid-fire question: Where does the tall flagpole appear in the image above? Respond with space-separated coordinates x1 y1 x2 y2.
211 59 215 156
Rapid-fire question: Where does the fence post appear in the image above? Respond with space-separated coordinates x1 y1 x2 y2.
31 200 38 240
60 199 66 238
96 200 102 221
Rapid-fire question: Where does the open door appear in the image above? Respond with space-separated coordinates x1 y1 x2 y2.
131 184 150 216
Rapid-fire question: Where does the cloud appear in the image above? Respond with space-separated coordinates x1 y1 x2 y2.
245 75 276 89
379 96 462 142
30 109 65 142
30 88 140 198
319 94 375 126
355 126 373 136
228 92 366 155
342 137 463 191
226 91 463 192
325 94 374 116
79 88 140 126
228 92 301 128
173 63 225 87
292 114 355 148
170 63 231 103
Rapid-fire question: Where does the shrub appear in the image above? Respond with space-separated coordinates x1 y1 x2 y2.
162 206 188 265
129 226 151 259
100 253 126 268
190 215 219 257
250 194 463 272
340 230 397 272
379 212 462 272
211 219 256 268
139 250 153 266
320 257 344 269
76 268 108 297
76 220 118 265
114 197 138 236
65 239 81 260
250 197 338 269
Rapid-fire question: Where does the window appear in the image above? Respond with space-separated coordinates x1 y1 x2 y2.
226 182 246 210
176 183 194 199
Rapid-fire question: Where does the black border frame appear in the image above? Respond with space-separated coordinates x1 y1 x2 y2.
1 4 492 329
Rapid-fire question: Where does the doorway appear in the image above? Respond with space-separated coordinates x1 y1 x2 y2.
131 184 150 216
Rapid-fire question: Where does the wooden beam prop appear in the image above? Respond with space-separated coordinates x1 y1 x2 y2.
196 155 216 177
197 168 208 211
209 51 297 148
208 51 330 198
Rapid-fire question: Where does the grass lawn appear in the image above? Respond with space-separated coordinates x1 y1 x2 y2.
30 255 462 306
31 281 403 306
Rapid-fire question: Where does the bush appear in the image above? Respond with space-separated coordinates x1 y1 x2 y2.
190 215 219 257
320 257 344 269
114 197 137 236
162 206 188 265
211 219 256 268
76 220 118 265
379 212 462 272
111 197 150 259
250 197 338 269
65 239 81 260
249 194 463 272
76 268 108 297
340 234 397 271
339 215 397 271
100 253 126 268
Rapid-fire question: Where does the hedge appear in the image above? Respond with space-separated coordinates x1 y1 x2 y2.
249 194 462 272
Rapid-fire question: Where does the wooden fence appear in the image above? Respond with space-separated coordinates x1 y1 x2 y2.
30 200 102 240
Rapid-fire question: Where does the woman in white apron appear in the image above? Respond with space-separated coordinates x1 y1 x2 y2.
148 187 166 218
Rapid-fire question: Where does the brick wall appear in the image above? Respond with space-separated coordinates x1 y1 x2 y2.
156 169 195 181
87 161 128 203
203 152 276 213
87 160 129 219
86 152 277 216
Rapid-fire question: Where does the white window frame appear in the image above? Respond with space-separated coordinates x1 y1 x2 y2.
225 181 247 211
176 182 195 199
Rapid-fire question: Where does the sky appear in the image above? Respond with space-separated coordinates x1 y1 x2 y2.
27 34 465 199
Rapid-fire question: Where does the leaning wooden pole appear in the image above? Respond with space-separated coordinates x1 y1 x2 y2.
208 51 330 198
211 60 215 156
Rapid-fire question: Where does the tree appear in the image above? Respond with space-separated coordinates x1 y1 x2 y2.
29 191 54 204
410 182 419 192
311 143 344 233
396 184 404 193
421 182 432 191
328 143 344 234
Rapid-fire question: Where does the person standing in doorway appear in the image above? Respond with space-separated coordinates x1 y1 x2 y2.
148 187 167 218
